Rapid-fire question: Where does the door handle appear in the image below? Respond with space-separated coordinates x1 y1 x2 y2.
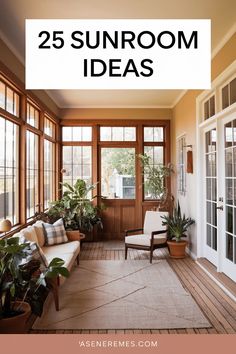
216 205 223 211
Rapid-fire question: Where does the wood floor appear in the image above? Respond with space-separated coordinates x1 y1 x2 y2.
31 242 236 334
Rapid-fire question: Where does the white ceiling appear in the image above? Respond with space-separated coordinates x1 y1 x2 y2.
0 0 236 108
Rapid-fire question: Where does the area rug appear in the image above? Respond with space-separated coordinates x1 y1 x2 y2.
33 260 211 330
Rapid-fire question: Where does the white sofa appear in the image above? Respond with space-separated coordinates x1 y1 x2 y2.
13 221 81 310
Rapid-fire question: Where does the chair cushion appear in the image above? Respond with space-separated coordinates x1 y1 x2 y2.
42 218 68 245
125 233 167 247
143 211 169 235
33 221 46 247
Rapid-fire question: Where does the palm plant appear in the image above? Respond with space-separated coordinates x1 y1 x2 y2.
161 202 195 242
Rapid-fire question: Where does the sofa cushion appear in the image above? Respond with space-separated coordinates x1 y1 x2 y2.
20 226 39 244
33 221 45 247
42 241 80 258
125 233 167 247
42 219 68 245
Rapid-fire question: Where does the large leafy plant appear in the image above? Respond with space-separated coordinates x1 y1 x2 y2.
161 202 195 242
47 179 103 232
0 237 69 319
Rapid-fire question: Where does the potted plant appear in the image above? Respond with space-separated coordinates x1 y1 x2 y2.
161 202 195 258
44 179 104 240
138 153 174 210
0 237 69 333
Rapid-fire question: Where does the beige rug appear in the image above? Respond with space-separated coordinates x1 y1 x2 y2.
33 260 211 330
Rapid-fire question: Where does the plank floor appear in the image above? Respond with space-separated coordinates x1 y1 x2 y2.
31 242 236 334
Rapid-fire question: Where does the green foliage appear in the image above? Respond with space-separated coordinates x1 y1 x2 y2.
138 153 173 200
161 202 195 242
102 148 135 176
0 237 69 319
47 179 103 232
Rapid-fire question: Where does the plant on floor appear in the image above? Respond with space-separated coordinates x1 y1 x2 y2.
161 202 195 258
0 237 69 322
161 202 195 242
47 179 104 232
138 153 174 208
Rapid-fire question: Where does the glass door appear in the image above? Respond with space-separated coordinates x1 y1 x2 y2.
222 118 236 281
204 126 218 265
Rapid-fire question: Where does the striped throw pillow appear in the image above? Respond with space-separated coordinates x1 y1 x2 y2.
42 218 68 246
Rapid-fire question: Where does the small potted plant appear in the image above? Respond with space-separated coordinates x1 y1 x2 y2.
161 202 195 258
0 237 69 333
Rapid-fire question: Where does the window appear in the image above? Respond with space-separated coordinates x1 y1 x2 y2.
26 131 39 218
144 127 163 142
100 127 136 141
101 148 135 199
44 116 56 138
27 102 39 128
177 136 186 194
0 79 20 117
0 117 19 225
62 146 92 186
62 126 92 141
44 140 56 209
204 95 215 120
143 126 165 200
222 77 236 110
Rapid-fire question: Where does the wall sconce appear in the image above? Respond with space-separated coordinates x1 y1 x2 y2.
184 144 193 174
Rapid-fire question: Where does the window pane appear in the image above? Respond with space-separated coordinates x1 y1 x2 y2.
144 146 164 199
0 117 19 226
144 127 164 142
6 87 14 114
44 117 55 138
101 148 135 199
222 85 229 109
44 140 55 209
62 127 92 142
62 146 92 187
0 81 5 109
26 131 39 218
0 80 20 117
100 127 136 141
230 77 236 106
27 102 39 128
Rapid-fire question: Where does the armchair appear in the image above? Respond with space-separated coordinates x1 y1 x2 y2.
125 211 168 263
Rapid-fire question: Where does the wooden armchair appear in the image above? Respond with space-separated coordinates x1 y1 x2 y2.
125 211 168 263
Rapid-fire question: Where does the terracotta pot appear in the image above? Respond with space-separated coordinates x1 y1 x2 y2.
66 230 81 241
167 240 188 259
0 301 31 334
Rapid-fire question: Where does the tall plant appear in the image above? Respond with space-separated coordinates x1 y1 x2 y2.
138 153 173 201
47 179 103 232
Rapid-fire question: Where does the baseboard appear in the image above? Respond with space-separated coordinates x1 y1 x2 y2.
186 247 197 260
195 260 236 302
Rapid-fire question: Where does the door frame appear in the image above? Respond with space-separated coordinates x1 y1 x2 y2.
197 95 236 278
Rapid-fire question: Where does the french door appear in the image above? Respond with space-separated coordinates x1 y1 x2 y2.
203 111 236 282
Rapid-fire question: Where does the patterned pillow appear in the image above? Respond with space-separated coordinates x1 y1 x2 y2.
42 218 68 246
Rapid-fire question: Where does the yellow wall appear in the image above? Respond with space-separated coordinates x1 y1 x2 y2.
172 33 236 255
